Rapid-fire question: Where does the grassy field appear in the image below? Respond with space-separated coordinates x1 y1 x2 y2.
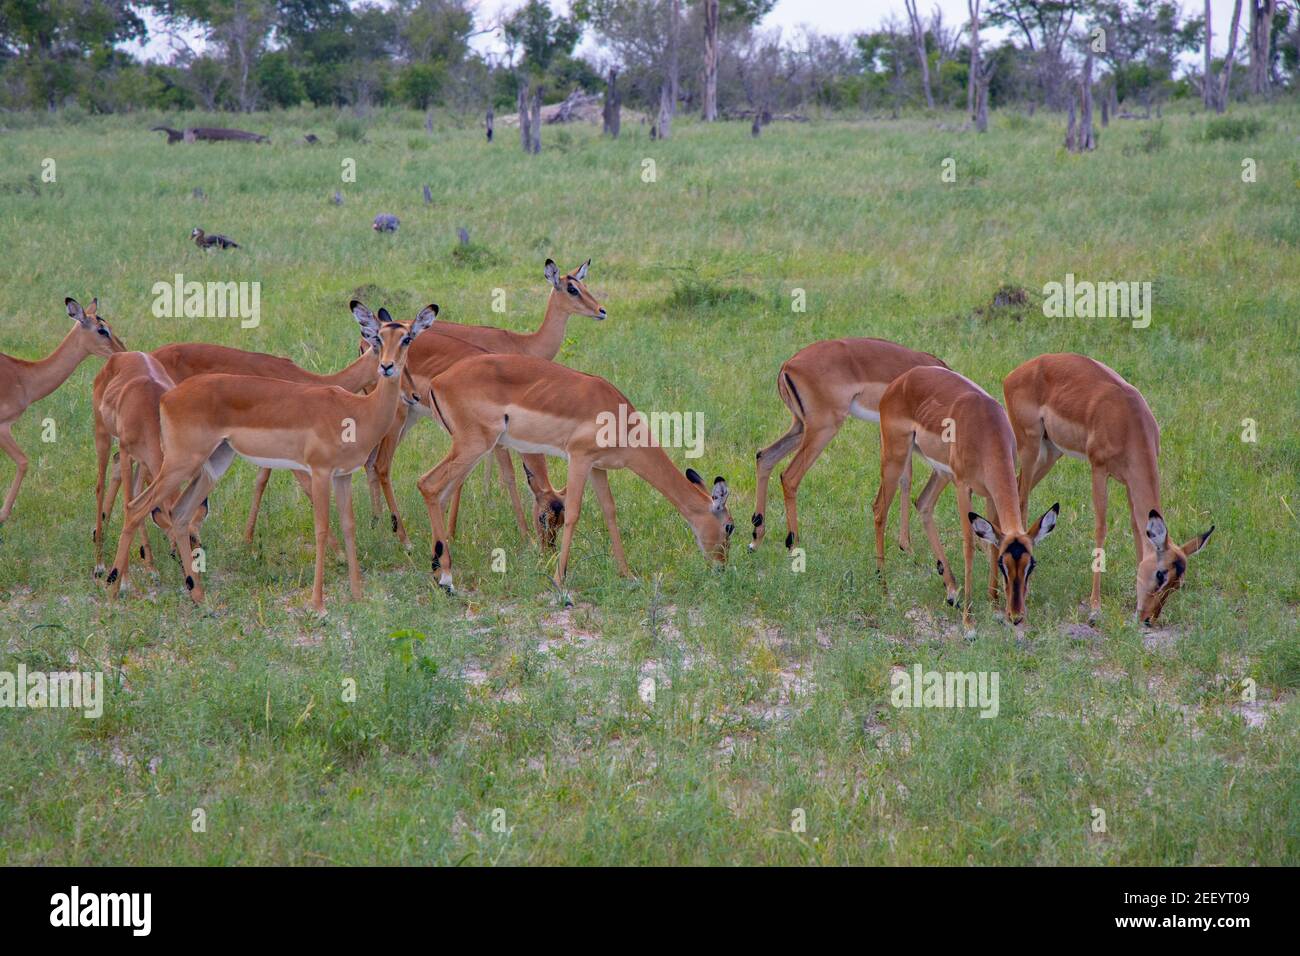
0 104 1297 865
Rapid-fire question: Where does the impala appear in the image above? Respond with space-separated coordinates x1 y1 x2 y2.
1 298 125 523
873 365 1059 628
1003 353 1213 624
752 338 948 553
416 354 733 596
105 302 436 611
91 351 206 576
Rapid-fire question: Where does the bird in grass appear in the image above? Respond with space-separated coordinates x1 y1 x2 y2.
191 228 239 250
372 214 399 233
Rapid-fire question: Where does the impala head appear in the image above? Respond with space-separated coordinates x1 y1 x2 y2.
686 469 733 563
1137 510 1213 625
522 461 566 548
970 503 1059 625
545 258 606 320
65 297 125 355
349 300 438 380
190 228 203 240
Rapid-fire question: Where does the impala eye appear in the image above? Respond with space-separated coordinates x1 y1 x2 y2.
567 283 578 295
98 327 110 336
725 522 734 536
401 335 413 346
1155 569 1167 587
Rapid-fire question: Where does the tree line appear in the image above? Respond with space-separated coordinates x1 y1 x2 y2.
0 0 1296 118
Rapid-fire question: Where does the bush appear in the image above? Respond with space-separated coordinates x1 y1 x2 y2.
258 52 306 109
1203 116 1265 142
335 116 367 142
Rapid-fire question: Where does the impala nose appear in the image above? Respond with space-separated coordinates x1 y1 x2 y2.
596 307 607 320
380 362 396 377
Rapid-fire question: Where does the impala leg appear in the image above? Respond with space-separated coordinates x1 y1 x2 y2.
484 447 528 542
906 471 939 554
290 468 342 556
243 468 273 543
309 471 332 612
418 435 494 592
778 419 843 551
448 484 462 540
333 474 363 601
373 432 411 548
108 450 206 599
915 469 957 603
589 467 630 577
124 456 156 572
0 423 28 523
554 457 592 591
956 484 976 629
103 453 124 539
1086 464 1109 621
92 429 112 575
872 430 910 591
752 417 802 550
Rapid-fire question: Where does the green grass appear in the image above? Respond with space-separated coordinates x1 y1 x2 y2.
1 104 1297 865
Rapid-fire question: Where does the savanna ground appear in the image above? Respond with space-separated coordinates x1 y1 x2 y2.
0 104 1297 865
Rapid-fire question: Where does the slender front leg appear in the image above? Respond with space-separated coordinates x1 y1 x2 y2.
309 471 332 612
955 484 976 629
1087 465 1108 620
871 448 907 591
589 468 630 576
915 471 957 602
333 474 363 600
447 484 462 540
92 429 112 574
243 468 273 543
0 423 29 523
554 457 592 589
417 438 493 593
984 498 1001 604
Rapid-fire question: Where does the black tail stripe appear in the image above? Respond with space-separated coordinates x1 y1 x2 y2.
784 372 806 418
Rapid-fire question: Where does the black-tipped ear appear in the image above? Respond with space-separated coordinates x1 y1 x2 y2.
377 307 392 324
411 303 438 334
968 512 999 544
1031 502 1059 544
685 468 704 486
1182 525 1214 556
544 258 561 290
711 477 729 513
574 258 590 281
1145 510 1169 552
66 297 90 326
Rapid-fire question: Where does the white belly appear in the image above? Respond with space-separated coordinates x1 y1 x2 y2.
501 435 568 458
241 454 309 472
848 399 880 422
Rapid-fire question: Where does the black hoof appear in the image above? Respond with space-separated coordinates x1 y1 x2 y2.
751 513 763 527
107 568 118 584
784 532 794 549
185 575 195 591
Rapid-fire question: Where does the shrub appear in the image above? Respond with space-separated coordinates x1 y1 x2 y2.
1203 116 1265 142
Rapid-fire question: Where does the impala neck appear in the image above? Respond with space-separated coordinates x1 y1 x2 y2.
16 327 95 406
1124 445 1163 553
520 290 572 360
625 445 713 530
353 367 406 447
323 349 379 392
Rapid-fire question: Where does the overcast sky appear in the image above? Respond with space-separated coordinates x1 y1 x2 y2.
135 0 1240 66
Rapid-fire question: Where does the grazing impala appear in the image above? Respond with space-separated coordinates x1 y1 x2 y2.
106 303 436 611
873 365 1059 628
752 338 948 553
1003 353 1213 624
1 298 125 523
416 354 733 596
245 258 601 549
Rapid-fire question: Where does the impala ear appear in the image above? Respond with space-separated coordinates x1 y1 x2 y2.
86 297 99 319
1146 510 1169 552
544 258 561 290
968 512 1000 545
350 300 382 348
1030 502 1059 544
1181 525 1214 556
574 258 590 281
711 477 729 513
410 303 439 336
66 297 91 327
685 468 704 487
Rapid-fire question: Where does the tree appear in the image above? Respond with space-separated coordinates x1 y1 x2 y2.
1247 0 1279 94
903 0 935 107
504 0 581 73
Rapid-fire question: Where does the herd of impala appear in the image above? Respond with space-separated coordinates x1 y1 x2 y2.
0 259 1212 626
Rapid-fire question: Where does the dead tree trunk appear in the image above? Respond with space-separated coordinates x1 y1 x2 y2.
603 68 621 138
518 80 532 153
657 80 673 140
967 0 981 120
1216 0 1245 112
486 107 494 142
1204 0 1215 109
1065 99 1077 151
1077 47 1096 150
904 0 935 109
703 0 720 121
975 67 990 132
1100 85 1109 126
529 84 543 154
1248 0 1278 96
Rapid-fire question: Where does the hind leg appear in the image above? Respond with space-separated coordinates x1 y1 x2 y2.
915 468 957 603
779 416 845 551
752 417 802 550
872 429 911 590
